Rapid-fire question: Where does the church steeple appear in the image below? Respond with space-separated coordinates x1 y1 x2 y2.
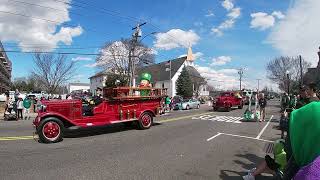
186 46 194 62
185 46 194 66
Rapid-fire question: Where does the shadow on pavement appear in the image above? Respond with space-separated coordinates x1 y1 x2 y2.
219 153 274 180
64 122 162 139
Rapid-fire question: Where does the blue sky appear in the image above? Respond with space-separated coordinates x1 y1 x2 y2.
2 0 319 90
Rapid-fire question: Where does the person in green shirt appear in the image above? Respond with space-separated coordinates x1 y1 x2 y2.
243 139 287 180
23 97 32 120
165 96 171 112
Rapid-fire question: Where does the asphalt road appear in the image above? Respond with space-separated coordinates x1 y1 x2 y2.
0 100 281 180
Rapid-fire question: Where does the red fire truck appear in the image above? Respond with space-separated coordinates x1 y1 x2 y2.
33 87 166 143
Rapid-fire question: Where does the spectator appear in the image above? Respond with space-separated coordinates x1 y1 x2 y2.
32 97 37 113
4 90 9 112
296 86 309 109
16 97 24 119
306 83 319 102
23 97 32 120
243 139 287 180
258 93 267 122
165 96 171 112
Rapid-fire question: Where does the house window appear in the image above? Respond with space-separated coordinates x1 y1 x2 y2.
203 87 206 91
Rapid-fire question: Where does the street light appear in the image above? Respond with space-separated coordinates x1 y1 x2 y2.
286 70 290 94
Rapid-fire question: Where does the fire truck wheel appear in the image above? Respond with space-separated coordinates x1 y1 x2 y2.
138 112 153 130
226 105 231 112
38 117 64 143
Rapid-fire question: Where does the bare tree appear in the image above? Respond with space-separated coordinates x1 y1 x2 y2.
266 56 311 91
96 39 155 75
32 53 76 94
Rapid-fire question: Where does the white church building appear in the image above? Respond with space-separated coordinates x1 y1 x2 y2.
136 47 209 97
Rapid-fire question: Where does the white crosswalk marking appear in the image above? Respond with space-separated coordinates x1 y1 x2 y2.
192 115 243 124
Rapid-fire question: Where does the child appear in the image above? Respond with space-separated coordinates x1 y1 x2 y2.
243 139 287 180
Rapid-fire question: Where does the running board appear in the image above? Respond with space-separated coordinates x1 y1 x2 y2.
68 126 82 130
110 119 138 124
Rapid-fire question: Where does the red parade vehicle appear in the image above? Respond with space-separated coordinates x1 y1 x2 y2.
212 91 244 111
33 87 166 143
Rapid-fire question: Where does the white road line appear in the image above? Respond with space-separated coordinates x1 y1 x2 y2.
206 132 221 141
206 132 274 143
256 115 274 139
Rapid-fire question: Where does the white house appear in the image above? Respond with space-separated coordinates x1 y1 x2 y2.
136 47 209 97
89 71 108 95
68 83 90 93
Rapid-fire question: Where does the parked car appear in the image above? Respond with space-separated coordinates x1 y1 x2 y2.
213 92 243 112
181 98 200 110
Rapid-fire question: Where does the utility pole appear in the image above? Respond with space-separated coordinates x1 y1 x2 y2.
257 79 261 93
299 55 303 87
238 68 244 91
129 22 147 87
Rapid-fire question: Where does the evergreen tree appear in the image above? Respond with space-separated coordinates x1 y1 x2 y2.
176 66 193 98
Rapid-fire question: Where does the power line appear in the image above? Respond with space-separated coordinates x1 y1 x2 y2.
52 0 140 23
0 10 110 37
0 50 99 56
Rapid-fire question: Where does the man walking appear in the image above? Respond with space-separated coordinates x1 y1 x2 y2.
23 97 32 120
258 93 267 122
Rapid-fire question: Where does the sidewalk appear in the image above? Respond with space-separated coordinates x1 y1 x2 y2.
0 112 37 121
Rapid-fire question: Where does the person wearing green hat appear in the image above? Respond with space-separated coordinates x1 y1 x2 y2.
139 73 152 96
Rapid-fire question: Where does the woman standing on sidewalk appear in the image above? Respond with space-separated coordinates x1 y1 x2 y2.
16 97 24 120
258 93 267 122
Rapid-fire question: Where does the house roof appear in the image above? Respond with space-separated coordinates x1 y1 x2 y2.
89 71 108 79
185 66 202 79
136 56 187 82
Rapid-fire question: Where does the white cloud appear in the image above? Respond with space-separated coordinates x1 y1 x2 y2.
222 0 234 11
210 56 232 66
0 0 83 51
250 12 275 30
227 7 241 19
217 68 238 74
72 56 93 62
211 1 241 36
211 28 223 36
272 11 285 19
84 63 98 68
205 10 215 17
268 0 320 65
154 29 200 50
250 11 285 30
195 65 239 90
